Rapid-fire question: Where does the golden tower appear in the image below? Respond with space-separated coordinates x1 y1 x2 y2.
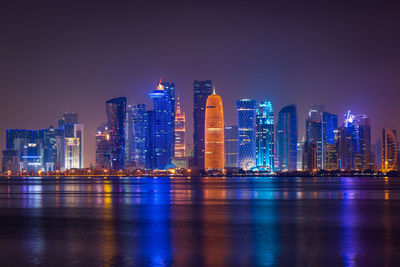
204 88 224 170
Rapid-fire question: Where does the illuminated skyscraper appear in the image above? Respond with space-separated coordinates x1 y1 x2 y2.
204 89 224 170
225 126 238 168
276 105 298 171
174 96 185 158
131 104 148 169
236 99 257 170
306 105 324 169
302 141 317 171
106 97 126 171
95 123 110 169
148 81 175 169
382 128 398 172
64 124 84 169
255 100 274 171
359 115 373 170
193 80 213 170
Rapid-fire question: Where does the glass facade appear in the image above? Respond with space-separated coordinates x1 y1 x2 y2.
224 126 238 168
277 105 298 171
106 97 126 171
193 80 213 170
255 101 274 171
236 99 257 170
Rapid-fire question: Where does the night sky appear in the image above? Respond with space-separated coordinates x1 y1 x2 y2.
1 0 399 166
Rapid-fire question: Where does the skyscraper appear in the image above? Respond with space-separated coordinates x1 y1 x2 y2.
236 99 257 170
174 96 185 158
382 128 398 172
359 115 372 170
95 123 110 169
64 124 84 169
204 89 224 170
131 104 148 169
302 141 317 171
148 81 175 169
224 126 238 168
106 97 126 171
305 105 324 169
255 101 274 171
276 105 298 171
193 80 213 170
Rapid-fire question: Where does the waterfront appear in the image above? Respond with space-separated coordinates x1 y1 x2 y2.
0 176 399 266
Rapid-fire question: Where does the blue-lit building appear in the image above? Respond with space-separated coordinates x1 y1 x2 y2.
255 101 275 171
106 97 126 171
224 126 238 168
236 99 257 170
276 105 298 171
148 81 175 169
128 104 148 169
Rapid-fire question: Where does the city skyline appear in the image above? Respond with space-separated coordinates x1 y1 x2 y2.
1 1 400 167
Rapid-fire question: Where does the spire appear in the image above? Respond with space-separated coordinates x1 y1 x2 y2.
157 78 164 90
176 95 181 114
212 85 216 94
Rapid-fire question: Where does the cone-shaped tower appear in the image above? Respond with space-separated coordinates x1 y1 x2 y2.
204 88 224 170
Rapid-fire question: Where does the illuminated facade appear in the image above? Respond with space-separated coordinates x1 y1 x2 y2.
148 81 175 169
174 96 185 158
64 124 84 169
276 105 298 171
224 126 238 168
302 141 317 171
131 104 148 169
236 99 257 170
204 89 224 170
193 80 213 170
382 128 398 172
106 97 126 170
95 123 110 169
255 101 274 170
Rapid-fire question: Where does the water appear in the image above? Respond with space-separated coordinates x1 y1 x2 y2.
0 176 399 266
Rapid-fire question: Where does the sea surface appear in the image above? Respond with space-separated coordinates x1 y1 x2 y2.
0 176 399 267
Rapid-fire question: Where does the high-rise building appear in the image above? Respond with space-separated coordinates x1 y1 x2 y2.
224 126 238 168
193 80 213 170
174 96 185 158
43 126 57 172
95 123 110 169
64 124 84 169
204 89 224 170
302 141 317 171
382 128 398 172
106 97 126 171
131 104 148 169
359 115 372 170
276 105 298 171
236 99 257 170
148 81 175 169
255 101 274 171
305 105 324 169
63 113 79 124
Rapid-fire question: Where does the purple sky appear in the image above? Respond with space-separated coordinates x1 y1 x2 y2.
1 0 399 166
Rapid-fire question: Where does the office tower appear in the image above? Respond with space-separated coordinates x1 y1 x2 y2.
95 123 110 169
193 80 213 170
324 129 340 170
255 101 274 171
305 105 324 169
225 126 238 168
359 115 372 170
43 126 57 172
125 105 134 169
64 124 84 169
174 96 186 158
297 138 305 170
236 99 257 170
204 89 224 170
148 81 175 169
2 150 20 174
6 129 43 172
54 129 65 170
106 97 126 171
63 113 79 124
302 141 317 171
276 105 298 171
131 104 148 169
382 129 398 172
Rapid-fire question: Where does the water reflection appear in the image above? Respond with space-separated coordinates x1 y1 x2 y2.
0 177 399 266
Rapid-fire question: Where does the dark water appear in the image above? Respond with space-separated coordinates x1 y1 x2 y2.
0 176 400 267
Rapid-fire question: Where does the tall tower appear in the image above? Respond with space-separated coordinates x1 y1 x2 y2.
255 101 274 171
174 96 186 158
277 105 298 171
148 80 175 169
204 88 224 170
106 97 126 171
236 99 257 170
193 80 213 170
